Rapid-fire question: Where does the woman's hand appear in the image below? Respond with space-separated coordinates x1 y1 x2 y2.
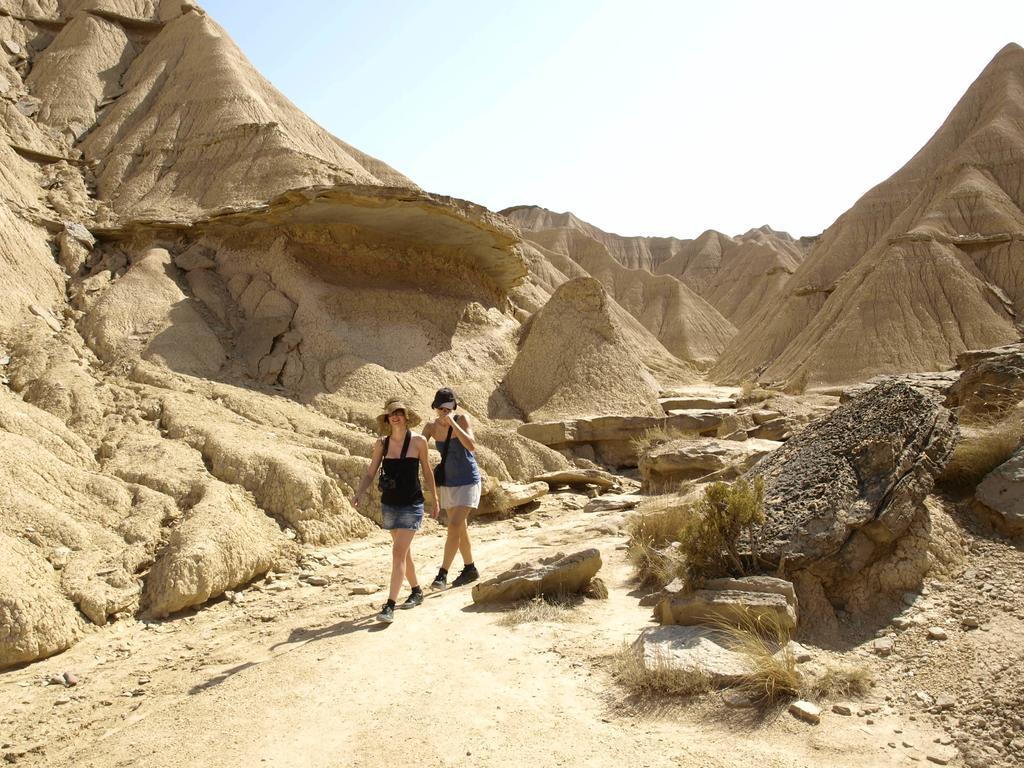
431 500 441 519
351 490 364 508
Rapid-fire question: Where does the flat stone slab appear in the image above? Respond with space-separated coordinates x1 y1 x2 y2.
640 437 779 487
583 493 643 514
659 588 797 631
659 396 737 412
471 548 601 604
634 625 752 686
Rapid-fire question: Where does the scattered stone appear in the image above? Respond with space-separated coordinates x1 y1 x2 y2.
2 39 22 56
927 626 948 641
891 616 913 630
349 584 379 595
914 691 935 707
54 697 71 706
62 672 78 687
832 703 853 716
961 616 980 629
786 641 813 663
721 689 756 708
303 575 329 587
872 637 895 657
926 746 958 765
28 303 62 332
789 700 821 724
934 695 956 711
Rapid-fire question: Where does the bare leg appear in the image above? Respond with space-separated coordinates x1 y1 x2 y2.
442 507 472 570
388 529 416 602
405 547 419 589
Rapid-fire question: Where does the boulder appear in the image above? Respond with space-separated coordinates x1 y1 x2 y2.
975 446 1024 536
658 587 797 631
477 481 549 515
748 381 956 571
949 343 1024 416
634 625 753 686
471 548 602 604
639 437 779 489
748 417 790 441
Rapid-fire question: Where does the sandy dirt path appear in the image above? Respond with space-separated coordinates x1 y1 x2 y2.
2 498 943 768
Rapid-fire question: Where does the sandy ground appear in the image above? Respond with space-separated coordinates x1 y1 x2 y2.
2 489 1002 768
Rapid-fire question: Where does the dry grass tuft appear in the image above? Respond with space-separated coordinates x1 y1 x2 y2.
806 662 874 700
497 595 583 627
710 609 801 705
626 497 693 588
938 410 1024 492
631 425 699 459
612 643 712 698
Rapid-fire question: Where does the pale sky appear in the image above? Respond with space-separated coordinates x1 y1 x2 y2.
201 1 1024 240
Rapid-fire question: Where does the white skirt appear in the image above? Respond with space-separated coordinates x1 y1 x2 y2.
439 482 482 510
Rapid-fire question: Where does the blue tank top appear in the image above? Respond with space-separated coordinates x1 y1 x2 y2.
437 424 480 486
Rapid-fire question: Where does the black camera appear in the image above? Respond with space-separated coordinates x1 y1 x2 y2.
378 474 397 492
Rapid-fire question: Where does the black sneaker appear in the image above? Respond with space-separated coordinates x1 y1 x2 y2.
376 604 394 623
451 564 479 588
401 590 424 609
430 571 447 590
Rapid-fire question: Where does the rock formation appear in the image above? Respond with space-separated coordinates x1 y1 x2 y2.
745 381 958 624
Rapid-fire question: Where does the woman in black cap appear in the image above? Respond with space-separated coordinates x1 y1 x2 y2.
352 397 439 623
423 387 482 589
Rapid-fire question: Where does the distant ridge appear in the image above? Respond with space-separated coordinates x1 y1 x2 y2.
713 42 1024 386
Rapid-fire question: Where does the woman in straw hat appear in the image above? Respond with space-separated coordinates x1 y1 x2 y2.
352 398 439 624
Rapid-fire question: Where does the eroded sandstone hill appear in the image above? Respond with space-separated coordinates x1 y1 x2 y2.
713 43 1024 387
504 205 808 330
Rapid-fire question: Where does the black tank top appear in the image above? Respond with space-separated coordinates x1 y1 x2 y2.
380 431 424 506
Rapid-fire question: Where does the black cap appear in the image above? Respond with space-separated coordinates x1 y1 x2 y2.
431 387 457 410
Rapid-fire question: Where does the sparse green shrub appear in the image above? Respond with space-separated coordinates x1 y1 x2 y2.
627 478 766 589
676 477 765 587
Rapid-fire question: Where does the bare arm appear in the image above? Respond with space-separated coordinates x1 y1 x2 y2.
441 412 476 452
352 438 385 508
417 435 441 518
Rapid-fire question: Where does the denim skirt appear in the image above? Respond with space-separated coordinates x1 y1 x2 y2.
381 502 424 531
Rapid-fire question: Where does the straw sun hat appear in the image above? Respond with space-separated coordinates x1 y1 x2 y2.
375 398 422 435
